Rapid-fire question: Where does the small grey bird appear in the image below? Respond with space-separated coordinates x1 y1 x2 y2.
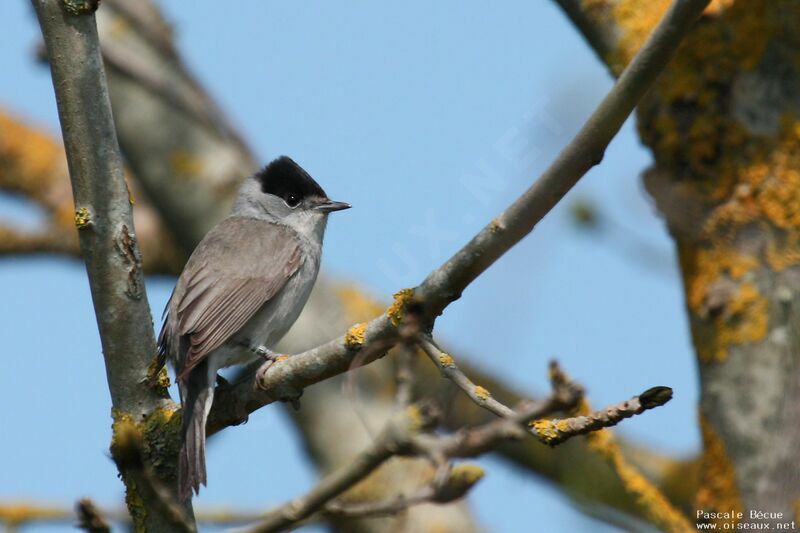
158 156 350 499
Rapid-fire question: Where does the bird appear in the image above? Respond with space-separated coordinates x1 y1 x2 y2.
157 156 350 499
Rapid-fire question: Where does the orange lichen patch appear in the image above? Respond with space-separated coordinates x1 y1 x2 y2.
704 0 735 15
0 503 69 525
275 355 290 362
631 0 775 187
438 353 455 367
344 322 367 347
0 110 70 210
587 426 694 532
386 288 414 326
609 0 670 71
335 284 385 323
694 415 742 526
759 171 800 230
682 247 758 312
702 282 769 362
473 385 491 400
766 235 800 272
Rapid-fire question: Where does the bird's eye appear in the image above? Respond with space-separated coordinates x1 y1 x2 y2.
285 194 300 208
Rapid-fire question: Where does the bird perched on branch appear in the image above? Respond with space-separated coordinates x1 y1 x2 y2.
158 156 350 499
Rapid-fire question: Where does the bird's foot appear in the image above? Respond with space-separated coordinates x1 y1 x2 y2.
251 344 283 360
254 347 291 382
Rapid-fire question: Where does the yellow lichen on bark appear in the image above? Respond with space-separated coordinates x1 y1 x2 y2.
344 322 367 347
438 353 455 367
680 243 768 362
609 0 671 72
0 503 69 527
708 282 768 362
683 247 758 312
694 415 743 527
386 288 415 326
473 385 491 400
586 428 693 532
0 109 73 226
74 207 91 229
110 406 182 532
617 0 799 364
530 418 571 445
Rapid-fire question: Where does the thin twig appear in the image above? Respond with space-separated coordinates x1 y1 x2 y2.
237 405 438 533
324 488 434 519
208 0 711 434
418 337 516 419
530 386 674 446
394 345 416 408
323 461 486 519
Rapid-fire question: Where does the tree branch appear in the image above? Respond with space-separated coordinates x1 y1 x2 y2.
238 405 439 533
208 0 711 434
76 499 111 533
30 1 183 530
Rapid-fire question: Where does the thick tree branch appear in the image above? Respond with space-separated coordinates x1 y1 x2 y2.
208 0 711 434
30 1 182 530
31 0 162 425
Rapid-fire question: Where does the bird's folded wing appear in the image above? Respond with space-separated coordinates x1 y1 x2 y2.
164 218 303 380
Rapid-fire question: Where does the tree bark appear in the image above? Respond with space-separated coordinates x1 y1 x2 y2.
30 1 185 531
555 0 800 524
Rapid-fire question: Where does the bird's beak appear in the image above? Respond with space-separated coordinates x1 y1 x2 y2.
316 199 351 213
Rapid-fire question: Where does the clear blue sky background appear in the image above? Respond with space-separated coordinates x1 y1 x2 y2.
0 1 698 531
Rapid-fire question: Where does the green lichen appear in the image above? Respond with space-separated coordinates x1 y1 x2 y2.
146 355 170 396
111 410 147 531
110 406 182 532
141 407 182 481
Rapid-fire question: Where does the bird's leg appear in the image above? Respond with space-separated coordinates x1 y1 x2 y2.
252 345 281 360
252 345 302 410
252 344 291 381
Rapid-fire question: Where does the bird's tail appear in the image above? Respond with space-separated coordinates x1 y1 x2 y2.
178 360 214 501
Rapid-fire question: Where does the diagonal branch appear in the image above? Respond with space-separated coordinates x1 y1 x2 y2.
208 0 711 435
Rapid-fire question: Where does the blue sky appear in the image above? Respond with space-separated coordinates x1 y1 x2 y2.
0 2 697 531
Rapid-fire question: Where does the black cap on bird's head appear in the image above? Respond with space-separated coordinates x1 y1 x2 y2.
255 156 350 212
